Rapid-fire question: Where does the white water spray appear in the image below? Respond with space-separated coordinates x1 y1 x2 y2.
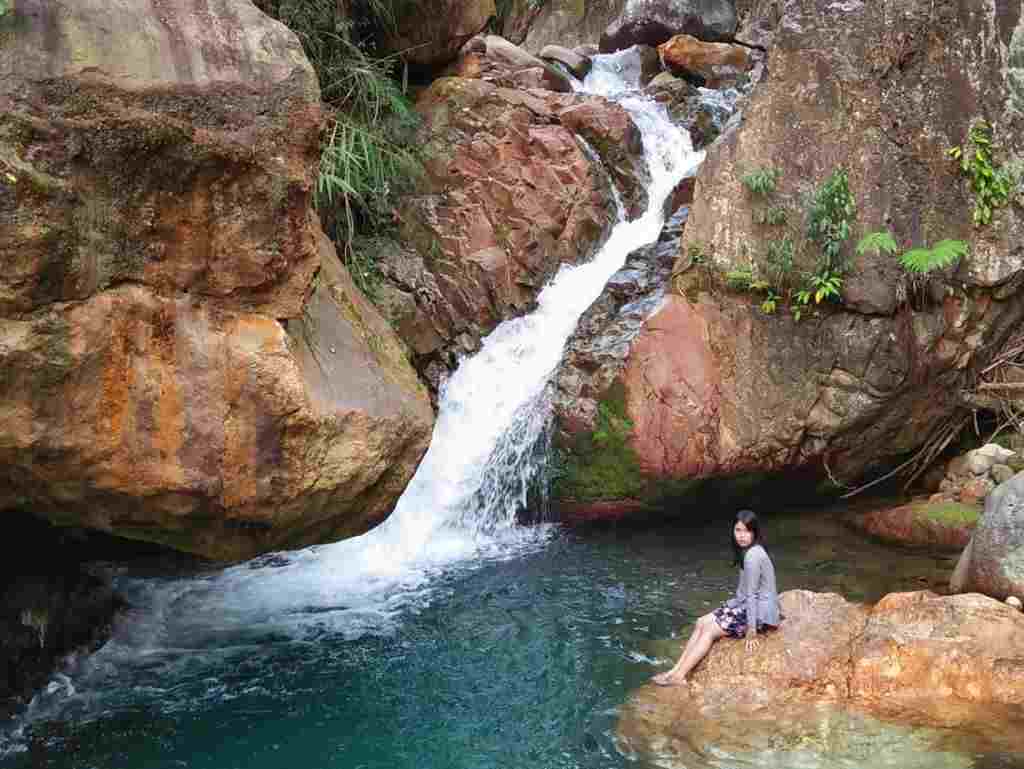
1 52 703 746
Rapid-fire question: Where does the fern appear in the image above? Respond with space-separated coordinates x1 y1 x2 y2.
900 240 969 273
856 230 899 257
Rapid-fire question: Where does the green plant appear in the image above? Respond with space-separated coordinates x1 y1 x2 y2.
256 0 420 297
807 168 856 272
740 166 781 196
857 230 968 274
764 238 794 287
900 239 969 274
0 0 10 17
754 205 788 226
948 121 1014 226
808 270 843 303
687 241 707 265
855 230 898 258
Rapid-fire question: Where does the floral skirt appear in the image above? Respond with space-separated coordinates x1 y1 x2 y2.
712 604 775 639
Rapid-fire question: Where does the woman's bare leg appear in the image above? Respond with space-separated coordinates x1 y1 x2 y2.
653 613 727 685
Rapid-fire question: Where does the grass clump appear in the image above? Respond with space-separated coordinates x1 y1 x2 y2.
255 0 421 297
910 501 979 526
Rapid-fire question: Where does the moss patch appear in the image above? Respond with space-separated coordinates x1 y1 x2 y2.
553 384 646 502
910 501 980 526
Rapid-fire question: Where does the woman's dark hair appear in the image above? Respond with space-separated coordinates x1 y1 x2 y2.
731 509 763 567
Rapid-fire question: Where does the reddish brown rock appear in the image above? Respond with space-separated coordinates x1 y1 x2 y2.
0 0 434 560
620 590 1024 765
849 501 978 550
383 77 647 388
658 33 752 87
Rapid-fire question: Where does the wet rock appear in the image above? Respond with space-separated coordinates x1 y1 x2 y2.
539 44 592 79
961 471 1024 599
389 78 642 392
621 590 1024 765
600 0 739 52
644 74 739 148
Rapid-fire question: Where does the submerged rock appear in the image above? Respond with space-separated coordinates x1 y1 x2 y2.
622 590 1024 766
0 0 434 560
848 500 978 550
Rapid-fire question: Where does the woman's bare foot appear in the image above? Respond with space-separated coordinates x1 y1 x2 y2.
652 672 687 687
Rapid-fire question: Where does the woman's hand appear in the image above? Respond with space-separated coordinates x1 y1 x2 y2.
744 631 760 652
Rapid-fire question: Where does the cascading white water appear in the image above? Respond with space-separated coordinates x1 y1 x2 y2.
2 51 704 747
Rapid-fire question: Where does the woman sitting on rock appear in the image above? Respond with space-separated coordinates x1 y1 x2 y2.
653 509 780 686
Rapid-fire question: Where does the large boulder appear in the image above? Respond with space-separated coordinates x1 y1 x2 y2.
384 78 646 392
383 0 496 70
600 0 738 53
620 590 1024 766
958 471 1024 599
0 0 434 560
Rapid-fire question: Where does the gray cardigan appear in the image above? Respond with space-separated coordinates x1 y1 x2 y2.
726 544 780 629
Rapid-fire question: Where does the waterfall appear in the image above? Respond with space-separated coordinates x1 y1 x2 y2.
164 50 704 643
1 50 703 747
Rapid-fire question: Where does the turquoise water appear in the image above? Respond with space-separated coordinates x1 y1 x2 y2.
5 509 1006 769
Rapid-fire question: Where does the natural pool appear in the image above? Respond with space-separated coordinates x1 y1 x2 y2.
8 507 1017 769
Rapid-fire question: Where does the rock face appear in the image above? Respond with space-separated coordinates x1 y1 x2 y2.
0 0 434 560
621 590 1024 765
552 0 1024 510
600 0 738 52
959 471 1024 599
382 77 645 392
384 0 496 70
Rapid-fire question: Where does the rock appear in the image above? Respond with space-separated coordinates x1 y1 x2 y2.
680 0 1024 309
0 0 320 317
1008 596 1023 610
384 0 495 69
960 476 996 505
579 0 1024 504
950 535 974 593
963 471 1024 599
0 0 434 560
657 33 752 87
447 36 573 92
993 463 1017 484
557 100 649 217
539 44 592 79
389 78 636 392
600 0 739 53
849 500 978 550
977 442 1017 463
503 0 619 53
968 449 999 475
644 74 737 148
620 590 1024 766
